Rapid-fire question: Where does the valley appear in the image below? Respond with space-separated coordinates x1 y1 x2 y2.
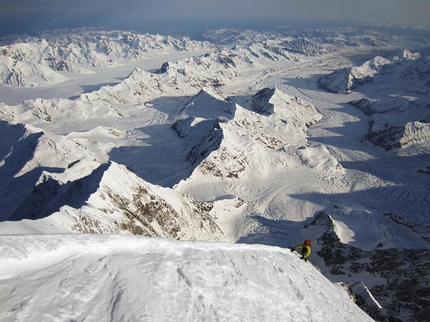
0 26 429 321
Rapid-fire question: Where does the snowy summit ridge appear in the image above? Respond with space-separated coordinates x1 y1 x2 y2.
0 26 430 321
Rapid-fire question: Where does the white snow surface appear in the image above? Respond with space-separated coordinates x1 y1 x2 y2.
0 234 373 322
0 27 430 321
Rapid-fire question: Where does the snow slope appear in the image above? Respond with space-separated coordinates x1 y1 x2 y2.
1 26 430 321
317 49 430 151
7 161 226 241
0 234 373 322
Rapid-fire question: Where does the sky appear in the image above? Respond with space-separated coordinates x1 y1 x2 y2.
1 0 430 36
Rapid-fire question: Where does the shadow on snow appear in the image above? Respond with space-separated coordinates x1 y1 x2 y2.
237 215 310 249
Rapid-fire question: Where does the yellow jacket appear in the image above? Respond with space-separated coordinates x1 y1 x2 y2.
293 244 311 259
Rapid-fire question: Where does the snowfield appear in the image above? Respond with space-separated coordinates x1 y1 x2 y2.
0 234 373 322
0 26 429 321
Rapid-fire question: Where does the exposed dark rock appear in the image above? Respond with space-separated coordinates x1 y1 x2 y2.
308 211 430 321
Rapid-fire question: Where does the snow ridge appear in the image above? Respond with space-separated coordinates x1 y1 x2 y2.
1 26 430 321
0 234 373 322
8 160 226 240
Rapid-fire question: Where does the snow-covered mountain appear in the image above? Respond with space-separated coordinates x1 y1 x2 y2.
0 121 224 240
317 49 430 153
203 27 430 56
1 26 430 321
317 50 425 94
0 234 373 322
174 87 325 182
0 29 216 87
350 95 430 150
317 55 392 93
303 210 429 321
12 161 226 240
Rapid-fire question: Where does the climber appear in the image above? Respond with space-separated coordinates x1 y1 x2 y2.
291 239 312 262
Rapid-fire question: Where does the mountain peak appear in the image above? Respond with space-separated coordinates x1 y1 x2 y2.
251 87 322 129
394 49 421 61
178 86 236 119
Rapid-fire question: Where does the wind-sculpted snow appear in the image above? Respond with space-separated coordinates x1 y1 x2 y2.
0 234 373 322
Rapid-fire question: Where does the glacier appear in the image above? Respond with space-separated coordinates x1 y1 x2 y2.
0 26 429 321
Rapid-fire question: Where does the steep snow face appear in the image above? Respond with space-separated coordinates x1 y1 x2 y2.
317 50 429 94
176 87 236 125
5 161 226 241
176 87 326 187
303 211 430 322
0 234 373 322
317 56 392 93
0 121 102 221
251 88 322 130
172 87 236 152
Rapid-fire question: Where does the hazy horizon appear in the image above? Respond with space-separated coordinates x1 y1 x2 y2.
1 0 429 37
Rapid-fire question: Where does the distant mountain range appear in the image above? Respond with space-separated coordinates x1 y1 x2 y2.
1 27 429 321
0 30 216 87
318 49 430 151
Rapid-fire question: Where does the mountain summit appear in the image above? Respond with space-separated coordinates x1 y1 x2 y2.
0 234 373 322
